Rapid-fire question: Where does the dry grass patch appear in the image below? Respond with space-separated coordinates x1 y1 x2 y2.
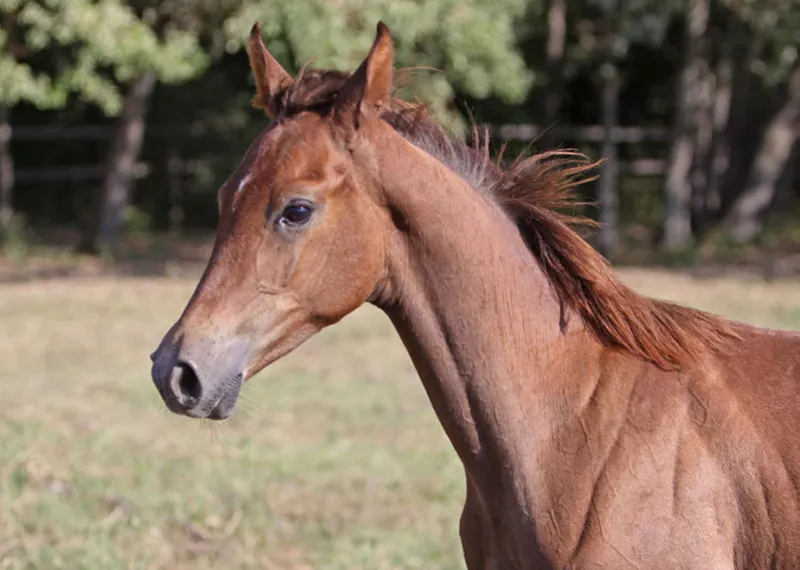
0 268 798 569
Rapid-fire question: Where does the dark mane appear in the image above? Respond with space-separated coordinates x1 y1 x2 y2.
269 69 738 371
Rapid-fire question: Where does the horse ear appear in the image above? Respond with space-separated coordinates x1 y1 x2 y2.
335 21 394 127
248 22 293 118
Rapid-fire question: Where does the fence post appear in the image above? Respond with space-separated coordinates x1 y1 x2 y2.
598 61 620 257
167 149 185 236
0 106 13 235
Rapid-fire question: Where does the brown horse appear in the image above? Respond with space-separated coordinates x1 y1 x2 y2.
150 22 800 569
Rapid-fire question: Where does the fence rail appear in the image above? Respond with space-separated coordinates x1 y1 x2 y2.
14 123 671 143
13 123 208 141
14 163 150 183
490 124 670 143
10 123 670 183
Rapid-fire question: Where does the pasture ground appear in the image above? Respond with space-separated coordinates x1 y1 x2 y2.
1 264 799 569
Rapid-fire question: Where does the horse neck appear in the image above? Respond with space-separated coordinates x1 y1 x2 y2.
368 127 602 483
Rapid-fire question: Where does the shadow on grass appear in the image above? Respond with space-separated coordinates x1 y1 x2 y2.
0 229 214 283
4 225 800 285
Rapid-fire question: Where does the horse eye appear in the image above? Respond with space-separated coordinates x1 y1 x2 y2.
279 202 314 226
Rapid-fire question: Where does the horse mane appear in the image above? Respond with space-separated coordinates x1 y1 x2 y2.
269 69 738 371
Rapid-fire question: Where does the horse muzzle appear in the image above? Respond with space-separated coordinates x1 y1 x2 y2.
150 332 249 420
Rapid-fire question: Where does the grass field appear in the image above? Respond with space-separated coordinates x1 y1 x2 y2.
1 266 799 569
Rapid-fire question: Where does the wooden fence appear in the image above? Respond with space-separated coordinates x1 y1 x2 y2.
491 124 669 176
11 123 672 184
12 124 180 183
8 122 676 252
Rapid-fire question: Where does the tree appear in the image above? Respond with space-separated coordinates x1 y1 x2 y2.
598 41 620 256
662 0 709 250
80 0 242 248
715 0 800 241
80 72 157 251
542 0 567 150
0 0 207 244
718 25 764 216
724 57 800 241
578 0 682 255
660 0 800 245
700 12 745 223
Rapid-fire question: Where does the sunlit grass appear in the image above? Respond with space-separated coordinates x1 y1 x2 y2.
0 268 798 569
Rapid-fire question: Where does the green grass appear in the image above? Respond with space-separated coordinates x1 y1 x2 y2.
1 269 799 569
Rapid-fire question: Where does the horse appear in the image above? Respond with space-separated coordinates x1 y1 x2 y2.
150 22 800 569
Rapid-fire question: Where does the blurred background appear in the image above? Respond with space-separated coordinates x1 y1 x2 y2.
0 1 798 569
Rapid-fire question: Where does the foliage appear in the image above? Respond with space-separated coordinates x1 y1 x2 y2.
574 0 684 61
0 212 32 258
223 0 534 123
0 0 209 114
1 0 798 249
722 0 800 85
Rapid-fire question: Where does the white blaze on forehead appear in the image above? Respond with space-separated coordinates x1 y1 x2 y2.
236 173 251 194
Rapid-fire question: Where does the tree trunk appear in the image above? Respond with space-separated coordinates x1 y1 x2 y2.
703 16 739 222
690 24 715 228
542 0 566 149
0 106 13 238
662 0 710 249
598 59 620 257
774 142 798 214
720 32 764 213
79 72 156 253
724 60 800 242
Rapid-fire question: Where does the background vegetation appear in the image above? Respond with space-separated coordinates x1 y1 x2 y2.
0 0 798 258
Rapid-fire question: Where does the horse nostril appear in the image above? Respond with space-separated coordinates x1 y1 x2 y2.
171 362 202 409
